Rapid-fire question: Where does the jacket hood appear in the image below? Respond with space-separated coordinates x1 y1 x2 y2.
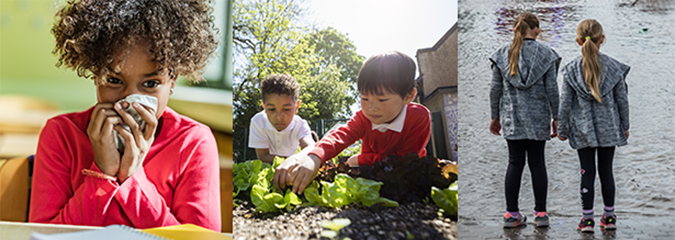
490 40 561 90
562 54 631 101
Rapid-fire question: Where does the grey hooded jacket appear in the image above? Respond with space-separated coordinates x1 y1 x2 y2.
489 39 561 141
558 53 630 149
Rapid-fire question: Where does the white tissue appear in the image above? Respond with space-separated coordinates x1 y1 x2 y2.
113 94 158 152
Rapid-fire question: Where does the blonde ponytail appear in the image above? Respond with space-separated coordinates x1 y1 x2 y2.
508 12 539 76
577 19 604 102
508 20 527 76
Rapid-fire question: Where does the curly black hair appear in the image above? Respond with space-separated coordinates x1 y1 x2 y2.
52 0 218 82
260 74 300 103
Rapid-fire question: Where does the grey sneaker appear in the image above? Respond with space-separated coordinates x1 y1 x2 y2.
534 212 549 227
503 212 526 228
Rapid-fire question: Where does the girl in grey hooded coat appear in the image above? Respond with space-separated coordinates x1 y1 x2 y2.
558 19 630 233
489 12 560 228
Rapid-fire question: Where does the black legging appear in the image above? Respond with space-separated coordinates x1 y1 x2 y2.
578 147 616 210
505 140 548 212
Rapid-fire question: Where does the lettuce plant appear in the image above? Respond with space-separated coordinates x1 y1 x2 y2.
431 182 458 216
236 158 398 213
246 158 302 213
305 174 398 208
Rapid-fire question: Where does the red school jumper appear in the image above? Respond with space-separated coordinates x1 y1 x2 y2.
29 107 221 231
309 103 431 166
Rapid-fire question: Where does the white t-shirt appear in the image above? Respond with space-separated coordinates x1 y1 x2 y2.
248 111 312 157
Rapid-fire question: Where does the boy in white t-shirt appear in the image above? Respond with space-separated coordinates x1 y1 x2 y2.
248 74 315 164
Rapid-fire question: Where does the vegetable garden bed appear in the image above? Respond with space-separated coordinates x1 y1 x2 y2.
233 155 458 240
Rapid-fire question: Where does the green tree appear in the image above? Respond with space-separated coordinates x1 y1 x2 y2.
305 27 366 100
233 0 363 161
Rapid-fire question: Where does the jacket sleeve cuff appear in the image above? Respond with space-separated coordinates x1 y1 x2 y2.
308 148 326 166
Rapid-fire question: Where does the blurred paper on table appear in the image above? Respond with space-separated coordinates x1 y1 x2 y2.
30 225 166 240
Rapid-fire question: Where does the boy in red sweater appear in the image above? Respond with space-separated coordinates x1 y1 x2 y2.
273 51 431 194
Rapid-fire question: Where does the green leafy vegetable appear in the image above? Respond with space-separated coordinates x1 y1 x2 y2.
431 182 458 216
321 218 352 240
321 218 351 231
305 174 397 208
235 157 398 213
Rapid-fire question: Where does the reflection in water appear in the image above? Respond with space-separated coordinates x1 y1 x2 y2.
493 7 518 36
619 0 675 14
459 0 674 238
493 2 578 48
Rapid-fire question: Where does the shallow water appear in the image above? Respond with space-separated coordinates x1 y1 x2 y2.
458 0 674 235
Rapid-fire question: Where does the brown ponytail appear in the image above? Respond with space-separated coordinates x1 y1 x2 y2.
576 19 604 102
508 12 539 76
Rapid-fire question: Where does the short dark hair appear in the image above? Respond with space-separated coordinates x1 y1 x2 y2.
357 51 416 98
52 0 218 82
260 74 300 103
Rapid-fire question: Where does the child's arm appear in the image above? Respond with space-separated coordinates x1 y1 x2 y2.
113 124 221 231
308 114 364 163
557 79 574 141
29 116 220 231
614 76 630 137
29 117 119 226
272 135 316 192
109 102 221 229
276 116 362 194
489 63 503 135
254 148 278 164
299 134 316 149
544 63 560 121
544 63 560 138
285 153 322 195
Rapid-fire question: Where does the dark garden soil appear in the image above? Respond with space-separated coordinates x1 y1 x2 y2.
233 200 457 240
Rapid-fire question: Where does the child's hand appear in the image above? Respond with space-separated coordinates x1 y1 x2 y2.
345 155 359 166
273 155 298 192
625 130 629 139
489 119 501 136
114 102 157 183
288 154 322 195
87 103 124 177
557 135 567 141
550 120 558 138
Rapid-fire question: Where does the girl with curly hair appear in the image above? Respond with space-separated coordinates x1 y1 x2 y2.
29 0 221 231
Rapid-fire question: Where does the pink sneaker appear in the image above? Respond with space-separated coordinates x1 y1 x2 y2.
534 211 549 227
503 212 526 228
